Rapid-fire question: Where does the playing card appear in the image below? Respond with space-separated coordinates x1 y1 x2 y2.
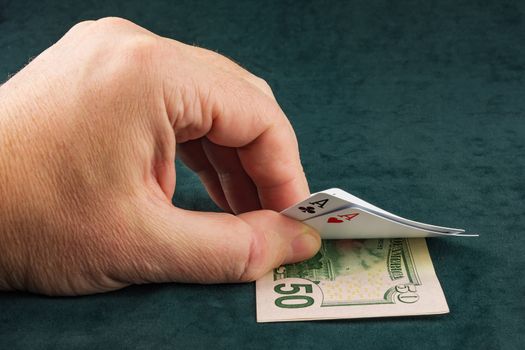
319 188 465 234
280 192 352 221
281 188 476 238
302 206 463 239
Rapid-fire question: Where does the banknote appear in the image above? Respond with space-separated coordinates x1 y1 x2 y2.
256 238 448 322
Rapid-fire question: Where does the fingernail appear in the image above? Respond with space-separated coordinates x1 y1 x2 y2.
284 226 321 264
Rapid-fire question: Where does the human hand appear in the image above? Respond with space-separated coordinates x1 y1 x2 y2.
0 18 320 295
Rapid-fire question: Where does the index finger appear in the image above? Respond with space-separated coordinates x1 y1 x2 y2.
162 43 309 210
238 118 310 211
206 80 309 211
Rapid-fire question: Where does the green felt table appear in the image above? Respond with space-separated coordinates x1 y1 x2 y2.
1 0 524 349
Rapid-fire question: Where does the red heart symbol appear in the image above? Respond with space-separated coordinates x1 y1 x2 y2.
327 217 343 223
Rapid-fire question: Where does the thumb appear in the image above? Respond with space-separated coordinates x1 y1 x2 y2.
118 203 321 284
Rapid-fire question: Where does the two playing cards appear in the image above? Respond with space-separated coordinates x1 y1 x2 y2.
282 188 477 239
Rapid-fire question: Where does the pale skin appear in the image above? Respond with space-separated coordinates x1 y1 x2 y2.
0 18 321 296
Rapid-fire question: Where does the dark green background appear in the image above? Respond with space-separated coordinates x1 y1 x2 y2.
1 0 524 349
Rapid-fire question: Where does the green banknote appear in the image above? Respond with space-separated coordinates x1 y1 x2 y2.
256 238 448 322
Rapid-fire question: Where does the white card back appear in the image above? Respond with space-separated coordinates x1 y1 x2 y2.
303 206 460 239
320 188 465 234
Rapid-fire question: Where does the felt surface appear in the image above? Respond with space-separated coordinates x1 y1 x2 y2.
1 0 524 349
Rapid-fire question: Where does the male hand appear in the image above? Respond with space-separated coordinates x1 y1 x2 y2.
0 18 320 295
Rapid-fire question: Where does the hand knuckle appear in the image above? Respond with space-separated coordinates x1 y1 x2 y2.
237 233 262 282
253 76 274 96
94 36 159 91
69 20 95 33
121 35 159 60
256 77 271 89
237 212 279 282
94 16 133 30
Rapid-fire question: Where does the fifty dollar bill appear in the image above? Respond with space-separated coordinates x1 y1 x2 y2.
256 238 448 322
